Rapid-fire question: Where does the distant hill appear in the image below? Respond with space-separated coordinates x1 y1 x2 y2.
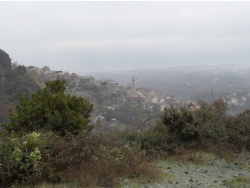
79 64 250 97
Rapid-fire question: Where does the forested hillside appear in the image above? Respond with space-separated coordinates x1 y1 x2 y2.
0 49 40 123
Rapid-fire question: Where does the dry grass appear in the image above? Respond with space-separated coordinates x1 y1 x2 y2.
24 132 160 187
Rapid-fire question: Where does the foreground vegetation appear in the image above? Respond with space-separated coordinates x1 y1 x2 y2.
1 80 250 187
0 80 159 187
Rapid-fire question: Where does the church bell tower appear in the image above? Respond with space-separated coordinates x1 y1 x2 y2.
131 77 136 92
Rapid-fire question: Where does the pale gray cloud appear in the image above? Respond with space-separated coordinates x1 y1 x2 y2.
1 1 250 72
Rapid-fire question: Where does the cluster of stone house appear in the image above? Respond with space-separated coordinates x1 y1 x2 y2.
124 78 200 112
26 65 200 113
80 76 100 87
26 66 80 84
124 78 168 111
99 79 119 96
40 66 79 84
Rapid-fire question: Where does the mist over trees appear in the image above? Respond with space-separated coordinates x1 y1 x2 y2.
0 49 40 123
0 49 39 103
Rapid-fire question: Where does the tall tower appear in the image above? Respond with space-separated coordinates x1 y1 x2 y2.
131 77 136 92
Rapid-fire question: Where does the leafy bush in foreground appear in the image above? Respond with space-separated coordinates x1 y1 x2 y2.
0 131 159 187
195 99 228 143
136 99 249 155
225 109 250 152
3 80 93 136
23 132 159 187
0 132 43 187
161 105 200 143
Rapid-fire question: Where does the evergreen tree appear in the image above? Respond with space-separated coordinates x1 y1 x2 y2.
4 80 93 136
0 49 12 70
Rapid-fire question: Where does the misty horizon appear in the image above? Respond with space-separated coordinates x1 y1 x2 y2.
1 1 250 73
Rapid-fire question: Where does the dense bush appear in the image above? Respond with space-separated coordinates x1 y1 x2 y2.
161 105 201 143
194 99 229 143
0 102 13 124
120 122 197 157
3 80 93 136
0 130 159 187
225 109 250 152
0 131 44 187
21 132 159 187
135 99 248 155
140 123 169 156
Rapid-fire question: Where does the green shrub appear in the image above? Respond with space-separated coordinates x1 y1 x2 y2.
118 123 174 156
161 105 201 143
139 123 169 156
0 132 43 186
194 99 229 144
3 80 93 136
32 131 159 187
225 109 250 152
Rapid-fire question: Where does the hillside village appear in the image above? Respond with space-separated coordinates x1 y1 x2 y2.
28 65 248 111
25 65 202 131
39 66 199 105
17 65 248 133
26 65 250 113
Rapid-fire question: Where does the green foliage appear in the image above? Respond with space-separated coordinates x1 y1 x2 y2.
161 105 200 142
4 80 93 136
16 65 27 75
118 123 169 157
159 99 229 147
195 99 229 143
225 109 250 152
140 123 169 156
0 102 13 124
33 132 158 187
227 176 250 188
0 49 12 70
0 49 40 103
118 99 250 156
98 145 125 163
0 132 42 186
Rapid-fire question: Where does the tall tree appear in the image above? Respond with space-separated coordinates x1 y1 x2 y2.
0 49 12 70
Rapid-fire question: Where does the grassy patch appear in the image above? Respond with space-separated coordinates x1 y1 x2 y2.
227 176 250 188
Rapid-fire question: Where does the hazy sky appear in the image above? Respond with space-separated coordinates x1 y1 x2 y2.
1 1 250 73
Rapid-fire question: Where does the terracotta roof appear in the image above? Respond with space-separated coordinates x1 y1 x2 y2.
129 93 139 98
